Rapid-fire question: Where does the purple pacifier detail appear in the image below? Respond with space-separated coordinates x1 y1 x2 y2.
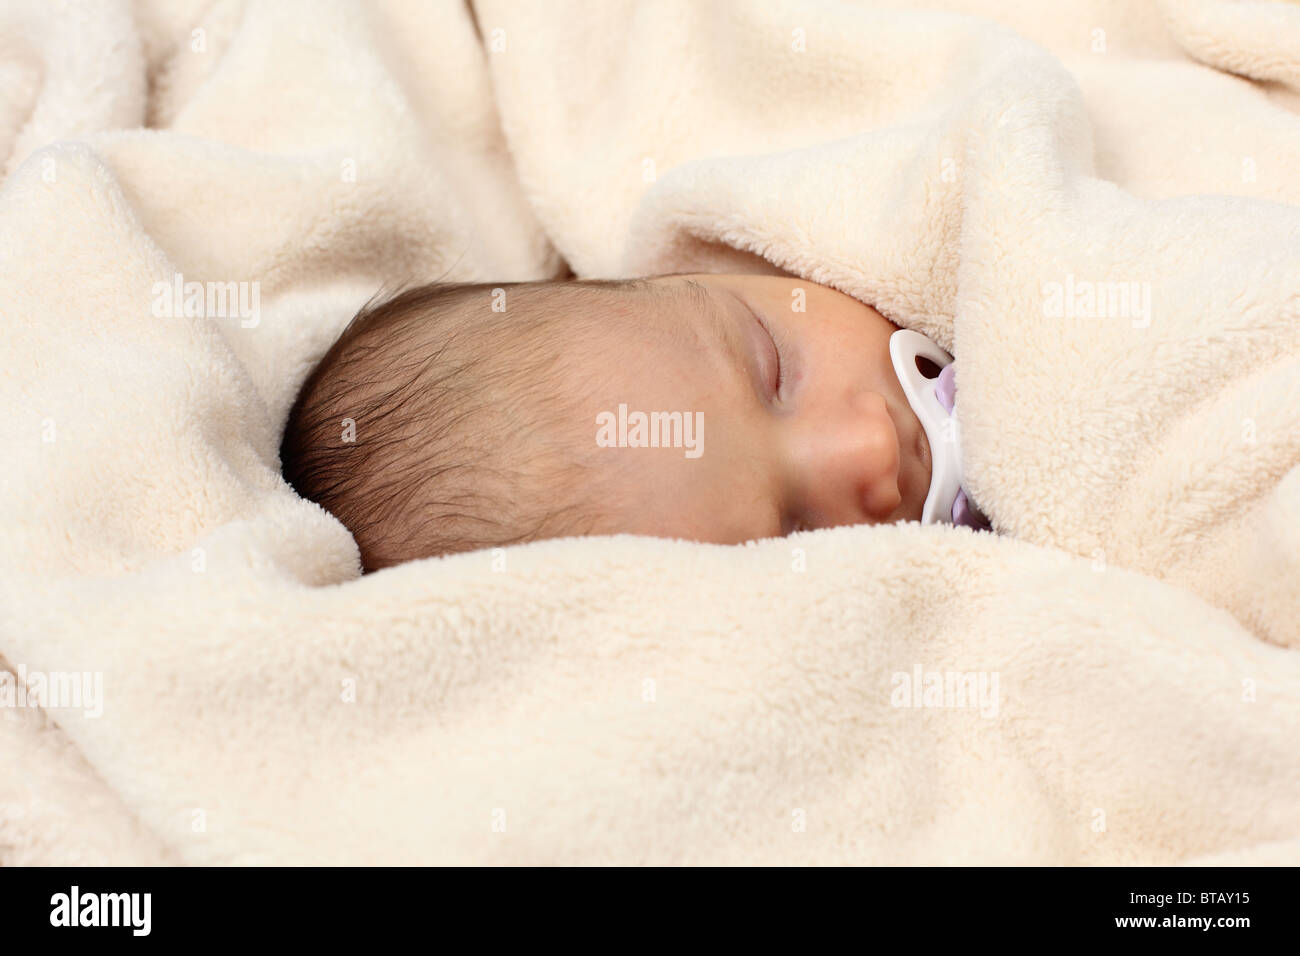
934 364 991 532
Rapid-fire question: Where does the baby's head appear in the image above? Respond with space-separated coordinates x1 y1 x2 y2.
280 274 932 571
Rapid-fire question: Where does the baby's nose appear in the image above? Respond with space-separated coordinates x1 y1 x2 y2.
797 391 902 526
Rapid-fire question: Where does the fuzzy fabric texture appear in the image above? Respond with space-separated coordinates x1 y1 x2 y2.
0 0 1297 864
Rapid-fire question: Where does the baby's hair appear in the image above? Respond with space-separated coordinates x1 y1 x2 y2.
281 279 646 571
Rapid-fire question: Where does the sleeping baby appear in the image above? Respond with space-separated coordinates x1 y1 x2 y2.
280 275 989 572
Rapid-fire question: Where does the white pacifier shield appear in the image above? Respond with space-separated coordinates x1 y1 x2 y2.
888 329 961 525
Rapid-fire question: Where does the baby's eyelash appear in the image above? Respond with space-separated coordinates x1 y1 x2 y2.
748 305 786 400
769 324 787 397
729 288 790 406
766 333 783 395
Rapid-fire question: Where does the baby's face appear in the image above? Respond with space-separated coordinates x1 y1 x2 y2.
571 274 932 543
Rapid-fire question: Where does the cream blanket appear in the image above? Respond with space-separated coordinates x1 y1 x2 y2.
1 0 1298 865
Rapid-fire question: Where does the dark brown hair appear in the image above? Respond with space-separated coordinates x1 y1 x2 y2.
280 280 640 571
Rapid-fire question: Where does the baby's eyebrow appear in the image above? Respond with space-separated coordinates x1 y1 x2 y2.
678 278 747 376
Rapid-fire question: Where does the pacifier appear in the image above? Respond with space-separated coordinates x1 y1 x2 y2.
888 329 988 529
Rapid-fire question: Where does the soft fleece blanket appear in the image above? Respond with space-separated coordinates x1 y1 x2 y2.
1 0 1298 865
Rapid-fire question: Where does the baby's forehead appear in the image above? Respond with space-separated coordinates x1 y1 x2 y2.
600 274 715 332
595 278 742 382
518 276 701 341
